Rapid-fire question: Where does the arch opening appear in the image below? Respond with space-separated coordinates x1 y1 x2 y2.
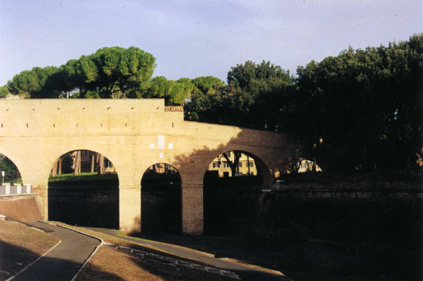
0 153 22 186
203 150 268 234
141 163 182 234
48 150 119 228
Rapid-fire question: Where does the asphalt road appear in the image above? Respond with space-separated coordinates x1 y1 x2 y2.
11 222 100 281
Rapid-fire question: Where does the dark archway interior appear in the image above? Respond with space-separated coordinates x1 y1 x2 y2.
203 150 264 234
48 150 119 228
141 163 182 234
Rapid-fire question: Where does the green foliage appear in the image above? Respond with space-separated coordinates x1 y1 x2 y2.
191 76 225 95
294 33 423 172
225 61 294 129
7 66 63 98
184 76 226 122
91 46 156 98
185 34 422 173
185 63 295 130
227 60 292 92
85 90 101 99
48 172 118 184
62 57 99 97
6 46 156 99
0 85 9 98
0 155 19 184
60 154 74 174
145 76 193 105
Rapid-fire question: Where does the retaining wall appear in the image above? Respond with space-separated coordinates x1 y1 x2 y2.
0 195 42 222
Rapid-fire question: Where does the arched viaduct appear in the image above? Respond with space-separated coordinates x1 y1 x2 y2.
0 99 297 234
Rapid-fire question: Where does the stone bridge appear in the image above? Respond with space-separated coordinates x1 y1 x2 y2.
0 99 297 234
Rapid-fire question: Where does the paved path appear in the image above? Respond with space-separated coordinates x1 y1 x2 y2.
87 227 292 281
11 222 100 281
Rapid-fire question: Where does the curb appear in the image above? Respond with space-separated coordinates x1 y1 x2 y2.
71 243 103 281
115 232 286 278
37 222 289 280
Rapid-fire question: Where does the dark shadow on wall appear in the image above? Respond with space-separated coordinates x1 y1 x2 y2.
203 158 264 235
170 129 298 235
169 129 422 246
153 129 423 281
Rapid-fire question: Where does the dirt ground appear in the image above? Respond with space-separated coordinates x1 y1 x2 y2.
50 222 235 281
0 220 233 281
2 218 421 281
76 246 233 281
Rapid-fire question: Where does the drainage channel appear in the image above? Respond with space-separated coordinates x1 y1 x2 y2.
104 244 241 280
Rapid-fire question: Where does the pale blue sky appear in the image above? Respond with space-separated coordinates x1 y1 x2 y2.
0 0 422 85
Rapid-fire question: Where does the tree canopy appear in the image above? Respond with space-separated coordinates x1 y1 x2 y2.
6 46 156 99
144 76 194 105
292 34 423 172
185 34 423 173
185 61 295 130
90 46 156 98
1 34 422 173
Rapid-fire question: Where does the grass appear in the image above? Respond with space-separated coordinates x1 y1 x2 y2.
0 220 60 280
48 173 118 183
4 172 117 184
2 178 22 184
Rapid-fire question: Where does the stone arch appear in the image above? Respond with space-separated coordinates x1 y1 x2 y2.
202 149 270 234
140 162 182 234
47 149 119 228
46 148 121 182
202 149 272 186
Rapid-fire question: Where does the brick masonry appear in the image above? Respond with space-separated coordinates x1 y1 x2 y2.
0 99 297 234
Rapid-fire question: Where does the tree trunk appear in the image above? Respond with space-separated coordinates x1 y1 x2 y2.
98 154 105 175
77 151 82 175
223 151 241 177
91 153 95 173
73 151 81 176
58 157 62 175
247 155 251 175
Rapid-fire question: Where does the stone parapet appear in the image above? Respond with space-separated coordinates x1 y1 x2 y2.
165 106 184 112
0 184 32 196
